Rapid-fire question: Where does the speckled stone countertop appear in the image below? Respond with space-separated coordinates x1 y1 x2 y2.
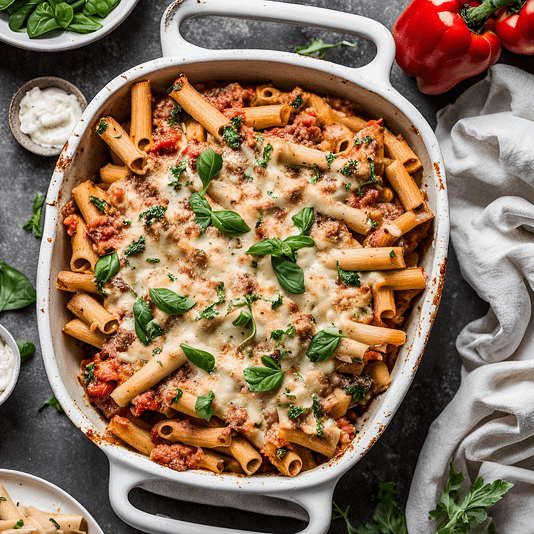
1 1 532 533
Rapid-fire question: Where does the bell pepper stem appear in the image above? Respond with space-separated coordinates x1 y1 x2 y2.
463 0 522 30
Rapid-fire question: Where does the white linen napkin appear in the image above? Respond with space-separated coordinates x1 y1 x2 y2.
406 64 534 533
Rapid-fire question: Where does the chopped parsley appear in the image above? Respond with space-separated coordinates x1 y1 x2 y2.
284 388 296 399
326 152 335 169
345 182 352 191
337 261 361 286
340 159 358 176
95 119 108 134
153 347 162 355
366 213 378 228
168 273 177 281
196 282 225 321
124 236 146 261
312 394 324 437
271 293 283 309
252 260 258 268
346 385 367 403
168 104 182 127
256 142 273 168
146 257 160 263
13 519 24 529
83 362 95 385
255 214 263 228
139 205 167 226
171 387 183 404
0 497 6 501
354 136 373 145
156 360 163 366
390 250 396 258
310 163 321 184
169 158 187 189
276 447 287 459
167 82 182 93
287 405 306 418
49 518 61 530
270 324 296 341
123 219 132 225
222 116 243 149
356 157 380 196
89 195 107 213
290 95 304 108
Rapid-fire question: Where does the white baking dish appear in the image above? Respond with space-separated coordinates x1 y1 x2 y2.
36 1 449 533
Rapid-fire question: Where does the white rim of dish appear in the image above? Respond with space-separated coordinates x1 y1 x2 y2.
0 0 140 52
0 468 104 534
0 324 21 406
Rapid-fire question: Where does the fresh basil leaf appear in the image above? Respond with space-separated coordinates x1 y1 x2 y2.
139 205 167 226
67 12 102 33
27 2 61 37
124 236 145 261
246 238 283 257
149 288 195 315
0 261 36 312
171 387 183 404
271 255 305 294
210 209 251 237
195 390 215 421
94 251 119 294
292 207 314 235
133 298 163 346
8 1 40 31
16 340 36 363
54 2 73 28
189 192 212 233
232 308 252 327
39 395 63 413
261 355 280 370
180 343 215 373
337 261 361 287
243 364 284 392
83 0 116 17
22 192 45 238
0 0 17 10
306 329 345 362
197 148 223 195
283 235 315 251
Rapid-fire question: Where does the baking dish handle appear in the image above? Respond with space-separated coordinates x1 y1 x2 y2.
160 0 395 87
109 458 336 534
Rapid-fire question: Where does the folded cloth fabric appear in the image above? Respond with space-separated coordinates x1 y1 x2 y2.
406 64 534 533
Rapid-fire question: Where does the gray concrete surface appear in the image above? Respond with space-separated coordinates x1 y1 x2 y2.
1 1 532 533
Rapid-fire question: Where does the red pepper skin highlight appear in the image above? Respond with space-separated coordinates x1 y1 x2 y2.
496 0 534 54
393 0 502 94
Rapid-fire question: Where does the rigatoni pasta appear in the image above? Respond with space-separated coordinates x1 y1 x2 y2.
59 76 433 477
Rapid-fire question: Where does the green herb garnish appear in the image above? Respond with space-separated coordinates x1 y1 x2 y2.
337 261 361 287
23 192 45 238
294 38 356 58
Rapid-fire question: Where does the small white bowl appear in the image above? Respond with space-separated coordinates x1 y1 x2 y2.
0 324 21 407
9 76 87 157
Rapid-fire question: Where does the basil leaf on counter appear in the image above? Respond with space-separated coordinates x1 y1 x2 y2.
22 192 45 238
292 207 315 235
271 255 305 294
94 251 119 294
0 261 36 313
197 148 223 195
149 288 195 315
244 358 285 392
195 390 215 422
306 329 345 362
16 340 36 363
133 298 163 346
180 343 215 373
39 395 63 413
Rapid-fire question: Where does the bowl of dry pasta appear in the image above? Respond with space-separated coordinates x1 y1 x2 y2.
36 1 448 533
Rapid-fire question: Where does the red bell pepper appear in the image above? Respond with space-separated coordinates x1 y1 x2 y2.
393 0 517 94
495 0 534 54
